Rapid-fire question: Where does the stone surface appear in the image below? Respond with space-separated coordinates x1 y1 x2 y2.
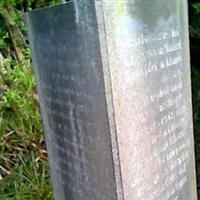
26 3 117 200
99 1 197 199
26 0 197 200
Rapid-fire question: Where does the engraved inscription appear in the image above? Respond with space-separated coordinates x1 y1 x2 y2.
102 2 196 197
125 26 189 200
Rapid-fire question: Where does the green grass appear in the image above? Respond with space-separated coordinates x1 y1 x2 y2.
0 1 59 198
0 58 53 199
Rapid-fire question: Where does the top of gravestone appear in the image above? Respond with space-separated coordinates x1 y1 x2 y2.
26 2 69 14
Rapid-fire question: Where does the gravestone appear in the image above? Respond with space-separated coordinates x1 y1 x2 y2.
26 1 197 200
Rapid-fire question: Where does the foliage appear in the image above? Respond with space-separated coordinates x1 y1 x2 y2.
190 0 200 176
0 0 61 199
0 59 53 199
192 67 200 175
190 2 200 38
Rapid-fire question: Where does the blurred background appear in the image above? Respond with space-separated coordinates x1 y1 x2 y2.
0 0 199 199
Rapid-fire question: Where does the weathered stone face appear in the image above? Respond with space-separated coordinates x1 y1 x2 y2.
27 1 197 200
26 3 117 200
99 1 197 199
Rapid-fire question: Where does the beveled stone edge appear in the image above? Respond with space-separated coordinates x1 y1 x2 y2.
94 1 124 200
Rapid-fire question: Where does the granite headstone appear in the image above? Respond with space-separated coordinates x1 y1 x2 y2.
26 1 197 199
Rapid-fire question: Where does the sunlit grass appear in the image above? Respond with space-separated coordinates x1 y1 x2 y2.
0 58 53 199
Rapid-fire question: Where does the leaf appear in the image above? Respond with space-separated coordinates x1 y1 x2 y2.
192 3 200 13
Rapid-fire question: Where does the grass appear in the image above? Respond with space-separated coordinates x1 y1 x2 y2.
0 58 53 199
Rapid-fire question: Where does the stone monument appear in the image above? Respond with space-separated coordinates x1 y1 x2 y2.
26 0 197 199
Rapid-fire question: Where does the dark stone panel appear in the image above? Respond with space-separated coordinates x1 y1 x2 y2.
26 2 117 200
